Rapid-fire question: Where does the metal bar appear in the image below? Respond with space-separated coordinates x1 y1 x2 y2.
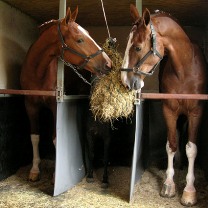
130 102 144 202
136 0 142 15
129 0 144 203
0 89 56 96
140 93 208 100
59 0 66 18
56 0 66 102
63 95 89 101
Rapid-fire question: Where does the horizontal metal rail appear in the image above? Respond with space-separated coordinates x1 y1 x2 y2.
140 93 208 100
1 90 208 101
0 89 56 96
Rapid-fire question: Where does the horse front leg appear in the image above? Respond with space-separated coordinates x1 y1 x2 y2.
86 131 95 183
181 111 201 206
161 105 177 198
101 133 111 188
29 134 41 181
160 141 176 198
25 99 41 182
181 142 197 206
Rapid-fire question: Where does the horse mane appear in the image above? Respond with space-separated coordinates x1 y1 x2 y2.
133 10 180 28
152 10 180 25
38 19 58 35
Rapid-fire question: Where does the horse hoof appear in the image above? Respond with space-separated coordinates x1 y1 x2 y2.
28 172 40 182
160 183 175 198
181 191 197 207
86 177 94 183
101 182 109 189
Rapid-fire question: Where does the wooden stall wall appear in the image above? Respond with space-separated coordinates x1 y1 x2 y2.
0 1 38 180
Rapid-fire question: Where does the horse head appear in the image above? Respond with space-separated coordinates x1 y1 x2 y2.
58 6 112 76
121 4 164 90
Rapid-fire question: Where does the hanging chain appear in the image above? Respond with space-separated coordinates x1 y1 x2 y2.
59 56 91 85
100 0 111 38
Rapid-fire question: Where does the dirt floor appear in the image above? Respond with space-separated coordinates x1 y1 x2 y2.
0 160 207 208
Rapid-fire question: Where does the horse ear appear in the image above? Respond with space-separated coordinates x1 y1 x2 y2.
71 6 78 22
143 8 151 26
130 4 141 22
65 7 71 24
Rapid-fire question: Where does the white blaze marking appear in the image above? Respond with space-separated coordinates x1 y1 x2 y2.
121 32 133 83
122 32 133 68
78 25 101 50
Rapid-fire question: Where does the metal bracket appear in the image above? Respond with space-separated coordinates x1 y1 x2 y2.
134 89 143 105
56 86 64 103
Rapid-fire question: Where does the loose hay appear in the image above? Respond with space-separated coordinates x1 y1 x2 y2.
0 160 207 208
90 39 135 122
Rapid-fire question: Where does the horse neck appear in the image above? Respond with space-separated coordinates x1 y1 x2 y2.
32 25 60 78
155 16 193 72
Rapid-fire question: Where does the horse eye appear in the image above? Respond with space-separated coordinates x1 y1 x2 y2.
135 46 141 52
77 38 84 43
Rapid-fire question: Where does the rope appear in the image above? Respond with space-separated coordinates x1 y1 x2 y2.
100 0 111 38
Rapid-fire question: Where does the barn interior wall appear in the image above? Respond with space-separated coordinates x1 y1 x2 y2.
0 2 207 180
0 1 38 89
0 1 38 180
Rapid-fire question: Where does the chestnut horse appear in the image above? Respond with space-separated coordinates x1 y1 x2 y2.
121 4 207 206
20 7 111 182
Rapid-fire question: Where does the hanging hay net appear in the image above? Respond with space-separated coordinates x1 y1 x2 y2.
90 38 136 122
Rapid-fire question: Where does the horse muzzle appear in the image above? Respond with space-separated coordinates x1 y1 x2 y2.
97 59 112 75
103 54 112 74
121 73 144 90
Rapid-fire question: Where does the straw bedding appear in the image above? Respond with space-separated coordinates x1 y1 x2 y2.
0 159 207 208
90 39 135 122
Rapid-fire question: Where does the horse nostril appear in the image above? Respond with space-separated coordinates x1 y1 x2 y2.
104 62 111 72
127 85 131 91
106 61 112 69
124 82 131 91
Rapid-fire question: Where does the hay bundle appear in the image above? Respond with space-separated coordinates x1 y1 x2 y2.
90 39 135 122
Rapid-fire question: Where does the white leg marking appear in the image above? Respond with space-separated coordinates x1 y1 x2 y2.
184 142 197 192
30 134 40 174
165 141 176 184
161 141 176 197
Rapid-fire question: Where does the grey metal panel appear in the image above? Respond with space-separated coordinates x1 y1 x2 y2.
53 100 86 196
129 102 144 202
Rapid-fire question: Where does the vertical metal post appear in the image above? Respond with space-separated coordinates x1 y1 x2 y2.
129 100 144 202
56 0 66 102
54 1 86 196
136 0 142 15
129 1 143 202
